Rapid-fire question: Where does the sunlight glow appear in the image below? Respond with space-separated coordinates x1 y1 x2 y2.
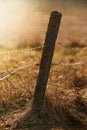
0 0 34 46
0 0 47 47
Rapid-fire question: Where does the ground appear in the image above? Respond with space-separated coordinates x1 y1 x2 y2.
0 43 87 130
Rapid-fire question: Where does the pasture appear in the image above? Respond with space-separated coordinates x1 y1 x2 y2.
0 8 87 130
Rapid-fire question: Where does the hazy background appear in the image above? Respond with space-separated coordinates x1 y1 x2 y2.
0 0 87 47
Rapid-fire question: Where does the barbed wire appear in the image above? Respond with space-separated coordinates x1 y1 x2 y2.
0 42 87 55
52 61 84 66
57 42 87 50
0 45 45 55
0 42 87 81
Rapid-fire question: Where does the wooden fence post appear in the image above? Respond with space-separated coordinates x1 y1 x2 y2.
32 11 62 114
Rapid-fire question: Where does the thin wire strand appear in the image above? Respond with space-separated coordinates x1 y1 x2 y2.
0 60 85 81
0 63 39 81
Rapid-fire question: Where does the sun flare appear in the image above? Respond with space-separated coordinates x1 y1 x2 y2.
0 0 45 47
0 0 33 46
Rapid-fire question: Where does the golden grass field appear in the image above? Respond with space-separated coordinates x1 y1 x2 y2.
0 8 87 130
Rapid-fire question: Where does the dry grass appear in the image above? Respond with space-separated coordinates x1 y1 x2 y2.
0 44 87 130
0 7 87 130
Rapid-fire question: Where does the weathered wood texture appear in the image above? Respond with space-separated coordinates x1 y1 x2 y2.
32 11 62 114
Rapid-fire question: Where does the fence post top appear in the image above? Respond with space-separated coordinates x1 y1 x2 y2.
51 11 62 17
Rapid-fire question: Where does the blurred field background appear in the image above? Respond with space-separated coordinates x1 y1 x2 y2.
0 0 86 48
0 0 87 130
